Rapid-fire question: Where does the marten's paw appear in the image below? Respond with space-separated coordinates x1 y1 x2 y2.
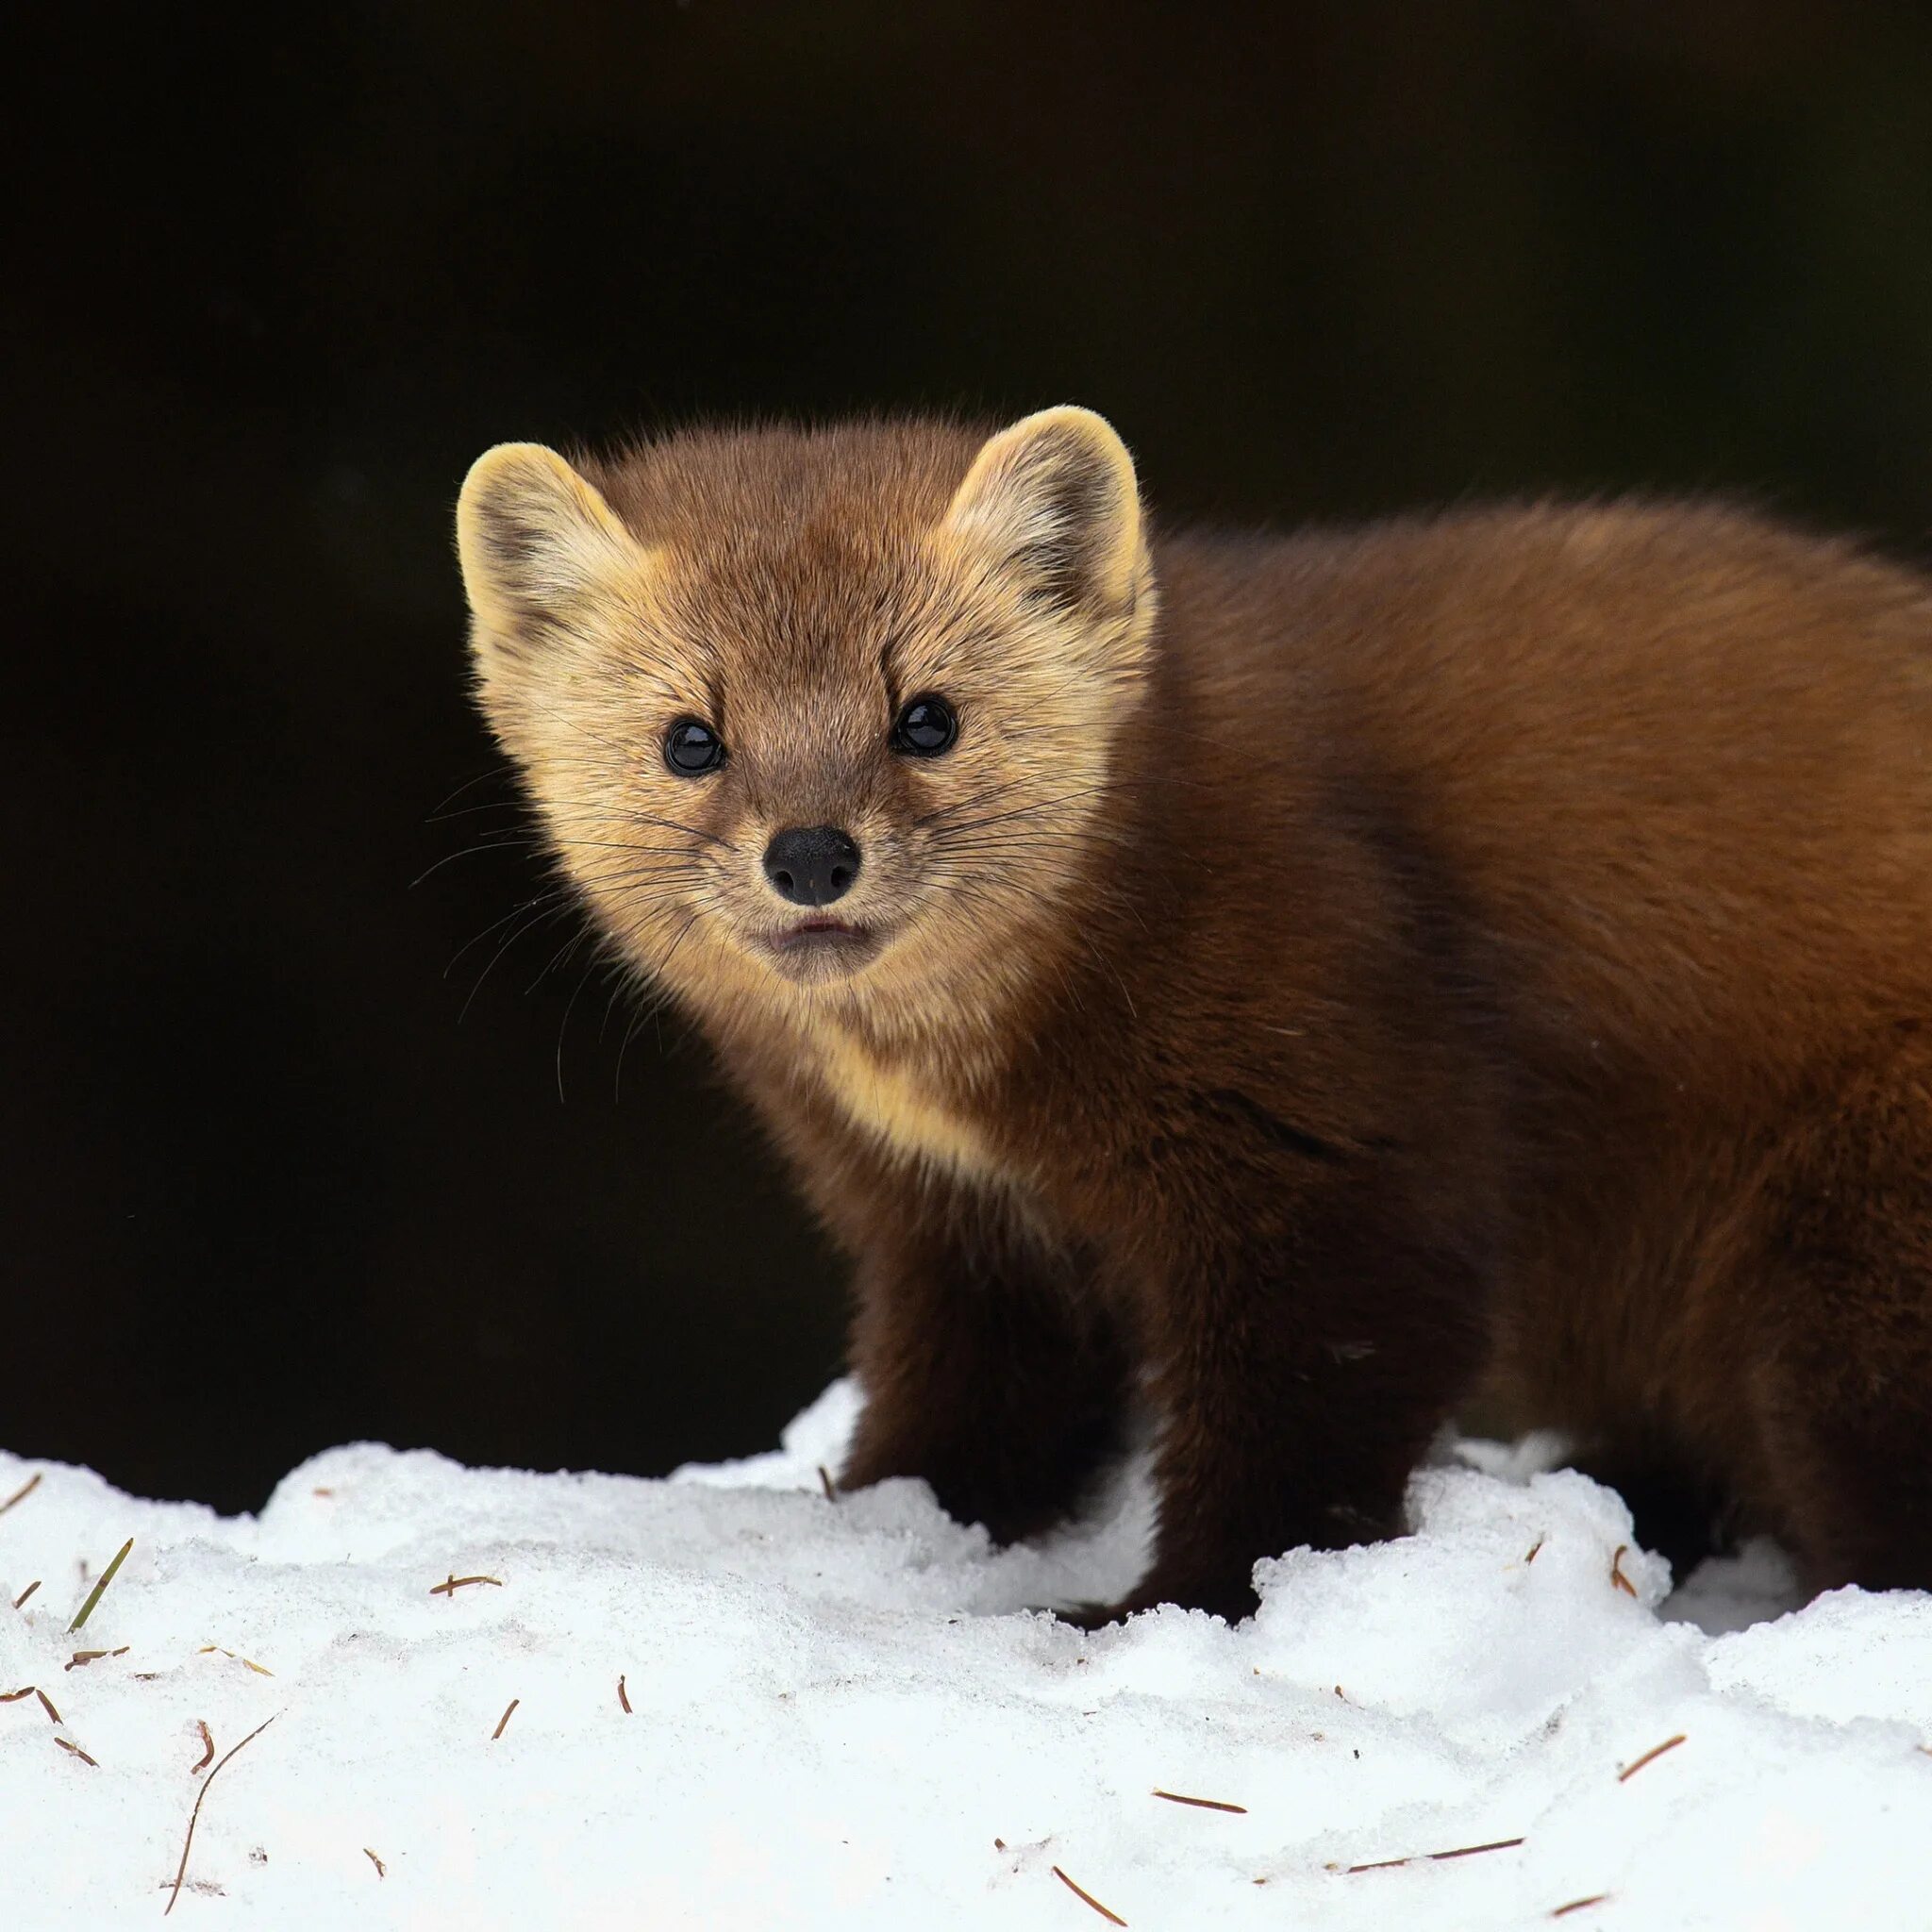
1048 1570 1262 1629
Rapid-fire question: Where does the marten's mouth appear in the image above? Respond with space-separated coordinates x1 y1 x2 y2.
759 918 882 981
769 918 869 950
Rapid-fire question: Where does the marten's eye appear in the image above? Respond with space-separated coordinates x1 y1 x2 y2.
663 718 726 776
892 694 958 758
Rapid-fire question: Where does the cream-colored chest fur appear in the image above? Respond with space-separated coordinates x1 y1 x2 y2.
807 1024 1006 1183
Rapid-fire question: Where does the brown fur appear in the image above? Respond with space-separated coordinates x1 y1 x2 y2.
456 409 1932 1621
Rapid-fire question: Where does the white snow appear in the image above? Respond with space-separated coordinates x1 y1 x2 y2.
5 1385 1931 1928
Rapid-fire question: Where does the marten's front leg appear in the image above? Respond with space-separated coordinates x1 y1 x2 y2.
1086 1167 1493 1623
834 1175 1130 1545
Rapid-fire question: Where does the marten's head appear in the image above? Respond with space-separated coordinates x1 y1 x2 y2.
456 409 1156 1034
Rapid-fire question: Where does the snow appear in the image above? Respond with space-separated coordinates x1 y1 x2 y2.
5 1386 1931 1928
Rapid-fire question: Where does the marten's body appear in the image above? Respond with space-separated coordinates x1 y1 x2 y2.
458 410 1932 1620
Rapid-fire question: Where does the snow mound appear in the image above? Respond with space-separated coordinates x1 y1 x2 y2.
4 1385 1930 1927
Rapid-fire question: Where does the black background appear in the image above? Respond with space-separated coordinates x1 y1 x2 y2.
8 2 1932 1510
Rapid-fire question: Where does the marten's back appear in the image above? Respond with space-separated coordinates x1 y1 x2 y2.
1158 502 1932 1097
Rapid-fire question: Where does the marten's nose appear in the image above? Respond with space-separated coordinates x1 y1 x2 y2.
762 825 861 907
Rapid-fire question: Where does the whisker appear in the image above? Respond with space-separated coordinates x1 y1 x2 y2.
410 836 549 890
550 936 608 1103
425 796 530 825
615 908 701 1101
524 924 591 1000
445 890 572 975
426 766 519 819
459 903 574 1024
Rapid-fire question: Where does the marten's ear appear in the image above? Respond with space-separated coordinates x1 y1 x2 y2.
941 407 1147 619
456 442 643 653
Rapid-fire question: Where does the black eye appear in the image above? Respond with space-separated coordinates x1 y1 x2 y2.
663 718 726 775
892 694 958 758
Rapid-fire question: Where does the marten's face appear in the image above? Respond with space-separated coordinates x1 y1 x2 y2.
456 410 1156 1024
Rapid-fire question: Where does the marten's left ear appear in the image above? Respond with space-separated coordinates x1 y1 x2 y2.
456 442 643 651
941 407 1147 619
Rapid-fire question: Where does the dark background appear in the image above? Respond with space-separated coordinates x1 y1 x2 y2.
8 2 1932 1510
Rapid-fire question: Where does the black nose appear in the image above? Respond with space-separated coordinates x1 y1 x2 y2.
762 825 861 907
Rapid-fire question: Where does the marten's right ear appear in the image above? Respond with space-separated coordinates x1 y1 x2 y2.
456 443 644 658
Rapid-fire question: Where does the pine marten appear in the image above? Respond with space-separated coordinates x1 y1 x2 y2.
455 408 1932 1623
